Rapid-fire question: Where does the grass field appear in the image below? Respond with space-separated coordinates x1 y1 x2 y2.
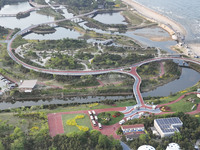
98 111 124 125
167 95 200 112
62 113 93 134
192 113 200 123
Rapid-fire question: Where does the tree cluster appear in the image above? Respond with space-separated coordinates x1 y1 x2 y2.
0 119 122 150
32 38 87 51
0 25 9 37
92 53 154 69
46 53 83 70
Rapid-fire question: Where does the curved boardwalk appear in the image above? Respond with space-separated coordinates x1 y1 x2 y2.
3 2 200 138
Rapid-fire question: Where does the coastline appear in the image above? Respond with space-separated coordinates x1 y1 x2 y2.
122 0 186 38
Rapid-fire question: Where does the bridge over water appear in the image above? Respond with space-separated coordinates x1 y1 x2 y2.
5 7 200 118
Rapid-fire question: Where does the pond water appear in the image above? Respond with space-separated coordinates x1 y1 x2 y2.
24 27 82 40
0 95 133 110
142 67 200 97
93 12 128 25
0 1 32 14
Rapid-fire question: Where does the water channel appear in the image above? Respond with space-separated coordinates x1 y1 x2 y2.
0 2 199 109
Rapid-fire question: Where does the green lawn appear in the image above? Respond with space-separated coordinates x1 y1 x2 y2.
192 113 200 123
62 113 92 134
98 111 124 125
167 95 200 112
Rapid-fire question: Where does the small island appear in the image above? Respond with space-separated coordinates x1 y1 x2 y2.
31 25 56 34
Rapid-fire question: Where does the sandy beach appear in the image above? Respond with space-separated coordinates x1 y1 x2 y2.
122 0 187 36
122 0 200 56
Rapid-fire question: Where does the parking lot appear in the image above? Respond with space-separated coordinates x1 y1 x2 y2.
0 75 16 94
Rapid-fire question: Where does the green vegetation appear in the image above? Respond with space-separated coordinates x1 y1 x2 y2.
137 61 160 76
145 81 200 105
0 0 27 8
16 12 30 19
62 113 92 133
72 75 100 87
0 26 9 39
92 53 154 69
84 17 127 32
139 60 181 92
32 38 87 51
37 7 64 20
124 112 200 150
53 0 124 14
34 0 46 5
46 53 83 70
188 62 200 73
11 35 28 49
98 111 124 125
193 113 200 123
75 51 94 60
122 11 143 25
31 25 56 34
0 107 122 150
167 94 200 112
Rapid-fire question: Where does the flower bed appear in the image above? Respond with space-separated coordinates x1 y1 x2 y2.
66 115 89 131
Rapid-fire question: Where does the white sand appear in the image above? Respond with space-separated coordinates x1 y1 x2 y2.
123 0 186 36
188 44 200 56
122 0 200 56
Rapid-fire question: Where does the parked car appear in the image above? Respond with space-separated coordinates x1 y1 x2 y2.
119 119 125 125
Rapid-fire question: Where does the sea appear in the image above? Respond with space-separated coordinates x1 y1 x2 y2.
133 0 200 44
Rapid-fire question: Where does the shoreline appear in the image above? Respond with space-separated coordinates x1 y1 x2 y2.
122 0 186 38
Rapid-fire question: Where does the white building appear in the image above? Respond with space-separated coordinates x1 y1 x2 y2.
138 145 155 150
121 124 144 134
154 117 183 138
166 143 181 150
18 80 37 92
197 88 200 98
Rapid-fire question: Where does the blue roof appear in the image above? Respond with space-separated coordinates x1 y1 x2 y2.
155 117 183 133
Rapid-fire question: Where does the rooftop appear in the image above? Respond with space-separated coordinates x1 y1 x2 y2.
138 145 155 150
122 124 144 129
19 80 37 89
155 117 183 133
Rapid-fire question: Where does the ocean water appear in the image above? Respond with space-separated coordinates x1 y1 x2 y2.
133 0 200 44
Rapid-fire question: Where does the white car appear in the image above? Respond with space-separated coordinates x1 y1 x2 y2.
126 117 131 121
119 119 125 125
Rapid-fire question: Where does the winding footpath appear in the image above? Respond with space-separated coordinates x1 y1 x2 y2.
2 1 200 139
6 9 200 116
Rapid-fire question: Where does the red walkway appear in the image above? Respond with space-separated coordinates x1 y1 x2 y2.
48 107 125 137
157 92 197 108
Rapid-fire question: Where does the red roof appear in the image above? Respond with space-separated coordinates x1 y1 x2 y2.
121 124 144 129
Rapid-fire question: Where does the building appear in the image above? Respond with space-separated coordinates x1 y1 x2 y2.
154 117 183 138
137 145 155 150
166 143 181 150
18 80 37 92
121 124 145 141
197 88 200 98
121 124 144 133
